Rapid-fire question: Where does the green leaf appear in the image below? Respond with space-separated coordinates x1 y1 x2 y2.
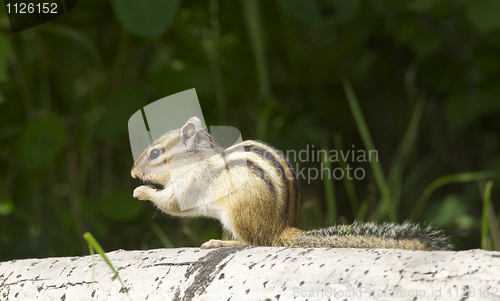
111 0 182 38
18 114 67 169
99 190 144 222
95 86 147 140
465 0 500 33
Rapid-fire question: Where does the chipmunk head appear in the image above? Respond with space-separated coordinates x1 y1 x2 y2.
130 116 217 190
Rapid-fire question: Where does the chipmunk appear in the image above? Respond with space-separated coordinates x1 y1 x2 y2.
131 117 449 251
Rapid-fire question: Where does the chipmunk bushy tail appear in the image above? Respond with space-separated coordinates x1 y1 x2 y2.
276 221 450 251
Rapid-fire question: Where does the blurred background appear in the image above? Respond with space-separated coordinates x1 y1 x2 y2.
1 0 500 261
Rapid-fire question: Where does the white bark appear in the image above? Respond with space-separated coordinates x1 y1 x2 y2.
1 247 499 301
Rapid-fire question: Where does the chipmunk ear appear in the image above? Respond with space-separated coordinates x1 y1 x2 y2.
181 118 198 143
185 117 202 129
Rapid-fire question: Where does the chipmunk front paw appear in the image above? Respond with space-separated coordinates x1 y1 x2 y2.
133 186 156 201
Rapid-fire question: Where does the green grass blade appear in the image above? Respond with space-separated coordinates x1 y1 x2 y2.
87 236 96 281
321 144 336 224
332 132 359 215
486 195 500 251
203 0 227 124
151 223 175 248
241 0 269 98
481 181 493 250
356 201 369 221
398 155 435 208
241 0 271 139
83 232 129 293
410 171 500 221
341 78 395 221
387 95 426 211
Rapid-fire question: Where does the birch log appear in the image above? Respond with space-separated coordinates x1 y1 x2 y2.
1 246 499 301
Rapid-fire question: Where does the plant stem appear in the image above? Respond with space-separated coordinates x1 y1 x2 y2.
341 78 395 221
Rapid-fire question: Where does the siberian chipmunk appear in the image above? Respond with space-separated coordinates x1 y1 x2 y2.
131 117 449 250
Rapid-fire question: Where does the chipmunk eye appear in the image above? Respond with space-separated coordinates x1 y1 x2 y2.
148 148 162 160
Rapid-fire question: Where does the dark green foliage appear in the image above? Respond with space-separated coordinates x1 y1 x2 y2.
1 0 500 260
112 0 182 38
99 190 144 222
95 86 146 140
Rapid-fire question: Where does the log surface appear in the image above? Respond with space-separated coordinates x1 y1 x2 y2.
1 247 499 300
